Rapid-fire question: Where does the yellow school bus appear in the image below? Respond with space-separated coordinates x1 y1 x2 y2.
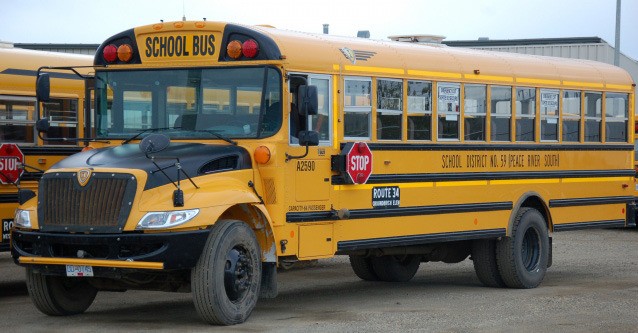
11 21 635 325
0 47 92 251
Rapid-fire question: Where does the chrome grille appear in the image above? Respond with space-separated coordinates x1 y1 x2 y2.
39 172 137 233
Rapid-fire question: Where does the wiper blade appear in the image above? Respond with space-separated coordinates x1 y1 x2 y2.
202 130 237 145
122 127 175 145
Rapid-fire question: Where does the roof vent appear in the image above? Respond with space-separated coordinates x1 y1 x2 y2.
388 34 446 44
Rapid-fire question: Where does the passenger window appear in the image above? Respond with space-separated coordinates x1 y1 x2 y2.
515 87 536 142
437 83 460 140
540 89 559 141
407 80 432 141
562 90 581 142
42 98 79 145
464 84 486 141
605 92 628 142
491 86 512 141
0 95 36 144
344 78 372 139
584 92 602 142
377 79 402 140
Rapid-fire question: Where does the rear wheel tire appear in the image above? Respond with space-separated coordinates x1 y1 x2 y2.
192 220 262 325
472 239 506 288
370 254 420 282
496 208 549 289
26 268 97 316
349 255 379 281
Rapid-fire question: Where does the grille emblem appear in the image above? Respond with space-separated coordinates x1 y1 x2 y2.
77 169 92 186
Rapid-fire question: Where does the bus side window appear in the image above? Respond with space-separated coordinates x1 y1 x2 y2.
491 86 512 142
584 92 602 142
407 80 432 141
605 92 628 142
344 77 372 140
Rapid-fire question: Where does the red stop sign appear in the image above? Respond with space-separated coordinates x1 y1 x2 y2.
0 144 24 184
345 142 373 184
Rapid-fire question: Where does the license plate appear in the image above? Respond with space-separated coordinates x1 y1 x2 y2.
66 265 94 277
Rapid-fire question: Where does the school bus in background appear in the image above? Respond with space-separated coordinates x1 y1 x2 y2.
0 47 93 251
10 21 635 325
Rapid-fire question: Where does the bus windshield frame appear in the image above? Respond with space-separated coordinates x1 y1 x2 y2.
94 65 282 140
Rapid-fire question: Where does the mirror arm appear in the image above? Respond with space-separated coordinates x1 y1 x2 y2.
285 144 310 162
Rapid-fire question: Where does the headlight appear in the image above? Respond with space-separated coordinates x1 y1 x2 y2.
136 209 199 230
14 209 31 228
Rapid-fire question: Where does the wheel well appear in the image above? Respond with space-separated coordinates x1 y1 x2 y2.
219 203 276 263
508 194 552 236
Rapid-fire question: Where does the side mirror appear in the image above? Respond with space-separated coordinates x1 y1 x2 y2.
298 130 319 147
36 73 50 102
35 118 50 133
297 85 318 116
139 133 171 154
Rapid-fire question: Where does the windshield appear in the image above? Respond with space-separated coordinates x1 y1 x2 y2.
95 66 282 139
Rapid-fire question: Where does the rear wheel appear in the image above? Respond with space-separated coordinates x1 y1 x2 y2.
472 239 506 288
26 268 97 316
496 208 549 289
348 255 379 281
370 254 420 282
192 220 262 325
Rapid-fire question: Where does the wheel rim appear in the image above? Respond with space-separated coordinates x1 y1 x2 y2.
521 227 541 271
224 245 253 302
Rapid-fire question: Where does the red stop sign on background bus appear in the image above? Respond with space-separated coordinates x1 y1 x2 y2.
345 142 373 184
0 143 24 185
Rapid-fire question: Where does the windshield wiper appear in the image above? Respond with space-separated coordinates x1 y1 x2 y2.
201 130 237 145
122 127 175 145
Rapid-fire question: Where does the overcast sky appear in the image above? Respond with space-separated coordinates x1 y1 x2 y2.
1 0 637 60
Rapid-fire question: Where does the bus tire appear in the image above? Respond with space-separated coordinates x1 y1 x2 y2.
496 207 549 289
192 220 262 325
472 239 506 287
370 254 420 282
25 268 97 316
348 255 379 281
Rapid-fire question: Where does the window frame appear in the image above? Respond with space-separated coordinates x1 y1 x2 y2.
515 87 536 142
343 76 372 140
463 84 487 142
406 79 433 141
376 78 403 141
539 88 559 142
436 82 461 141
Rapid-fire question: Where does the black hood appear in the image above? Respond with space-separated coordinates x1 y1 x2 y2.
51 143 252 190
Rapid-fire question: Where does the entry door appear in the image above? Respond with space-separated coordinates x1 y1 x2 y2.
288 74 334 203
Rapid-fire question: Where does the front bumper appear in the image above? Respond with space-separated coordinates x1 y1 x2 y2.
11 228 210 272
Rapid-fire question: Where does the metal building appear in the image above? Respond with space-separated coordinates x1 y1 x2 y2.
442 37 638 98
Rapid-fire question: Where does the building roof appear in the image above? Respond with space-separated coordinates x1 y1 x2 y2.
443 37 607 48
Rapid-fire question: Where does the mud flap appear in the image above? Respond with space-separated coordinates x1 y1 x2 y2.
259 262 278 298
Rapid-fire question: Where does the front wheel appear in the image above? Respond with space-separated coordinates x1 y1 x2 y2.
25 268 98 316
496 208 549 289
192 220 262 325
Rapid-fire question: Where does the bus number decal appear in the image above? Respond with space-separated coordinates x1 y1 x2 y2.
297 160 315 172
